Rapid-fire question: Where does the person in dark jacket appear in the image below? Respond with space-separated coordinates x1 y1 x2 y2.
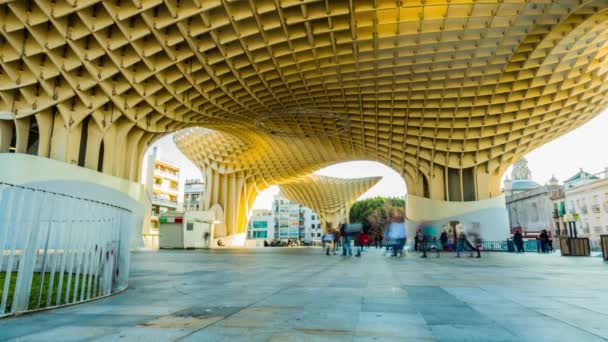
440 231 449 251
514 231 524 253
540 229 550 253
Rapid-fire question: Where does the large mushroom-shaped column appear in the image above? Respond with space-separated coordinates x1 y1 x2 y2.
279 175 382 231
3 1 608 244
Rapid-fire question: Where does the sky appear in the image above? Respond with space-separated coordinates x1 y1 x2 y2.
149 109 608 209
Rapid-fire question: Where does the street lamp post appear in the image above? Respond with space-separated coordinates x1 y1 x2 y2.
572 212 579 238
560 212 589 256
564 214 572 237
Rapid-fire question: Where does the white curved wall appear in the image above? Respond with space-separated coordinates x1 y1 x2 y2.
406 194 510 242
0 154 150 248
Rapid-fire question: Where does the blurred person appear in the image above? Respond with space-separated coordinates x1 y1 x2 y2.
466 223 482 258
455 230 467 258
355 231 369 257
385 211 407 257
419 222 437 258
334 229 341 253
322 232 336 256
340 223 353 256
440 230 448 251
540 229 549 253
514 230 525 253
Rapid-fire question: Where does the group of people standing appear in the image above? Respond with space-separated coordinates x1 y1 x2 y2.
513 229 553 253
321 210 405 258
321 215 485 259
414 225 481 258
321 225 371 257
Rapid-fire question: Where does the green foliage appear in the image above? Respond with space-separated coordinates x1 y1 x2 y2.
0 272 89 312
349 197 405 238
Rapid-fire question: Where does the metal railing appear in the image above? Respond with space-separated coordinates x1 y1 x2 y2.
416 239 545 252
0 182 131 317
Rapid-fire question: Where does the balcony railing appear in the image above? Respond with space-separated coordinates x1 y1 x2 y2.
151 197 178 207
154 170 179 180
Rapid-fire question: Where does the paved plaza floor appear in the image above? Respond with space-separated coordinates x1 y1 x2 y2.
1 248 607 341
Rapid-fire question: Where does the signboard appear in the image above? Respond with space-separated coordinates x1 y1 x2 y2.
159 216 183 223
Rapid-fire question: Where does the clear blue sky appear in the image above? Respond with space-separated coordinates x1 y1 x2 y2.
150 109 608 209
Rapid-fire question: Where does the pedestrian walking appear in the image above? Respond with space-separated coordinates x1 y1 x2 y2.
355 231 368 257
385 211 407 257
440 230 448 251
340 223 353 256
419 222 438 258
540 229 549 253
322 232 336 255
514 230 524 253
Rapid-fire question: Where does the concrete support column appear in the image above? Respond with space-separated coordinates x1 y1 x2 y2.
101 126 117 176
201 168 259 238
132 133 154 182
48 113 83 165
14 117 30 154
0 120 13 153
84 120 104 171
202 168 213 210
35 111 53 158
124 129 145 180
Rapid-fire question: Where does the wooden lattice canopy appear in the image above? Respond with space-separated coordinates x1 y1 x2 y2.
279 174 381 227
1 1 608 232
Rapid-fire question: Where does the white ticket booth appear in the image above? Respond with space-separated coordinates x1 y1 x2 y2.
159 211 216 249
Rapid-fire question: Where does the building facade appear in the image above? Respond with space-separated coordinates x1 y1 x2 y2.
150 160 180 215
141 147 181 248
504 158 563 238
183 179 204 212
302 210 322 242
270 193 322 243
144 147 180 216
565 171 608 247
274 193 304 241
247 209 275 240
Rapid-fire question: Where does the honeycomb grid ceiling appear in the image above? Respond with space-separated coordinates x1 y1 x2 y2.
279 174 382 226
2 0 608 190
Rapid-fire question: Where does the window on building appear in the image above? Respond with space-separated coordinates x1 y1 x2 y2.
253 221 267 229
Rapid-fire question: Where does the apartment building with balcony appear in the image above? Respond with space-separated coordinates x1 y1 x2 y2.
272 193 321 243
150 159 180 215
141 147 181 247
183 179 204 211
247 209 274 240
565 168 608 248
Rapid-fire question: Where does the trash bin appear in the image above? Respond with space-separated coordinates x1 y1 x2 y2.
507 238 515 252
601 235 608 261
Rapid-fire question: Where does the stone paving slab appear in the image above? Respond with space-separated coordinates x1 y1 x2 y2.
1 248 608 342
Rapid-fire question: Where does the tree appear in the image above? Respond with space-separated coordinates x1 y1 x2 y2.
349 197 406 238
